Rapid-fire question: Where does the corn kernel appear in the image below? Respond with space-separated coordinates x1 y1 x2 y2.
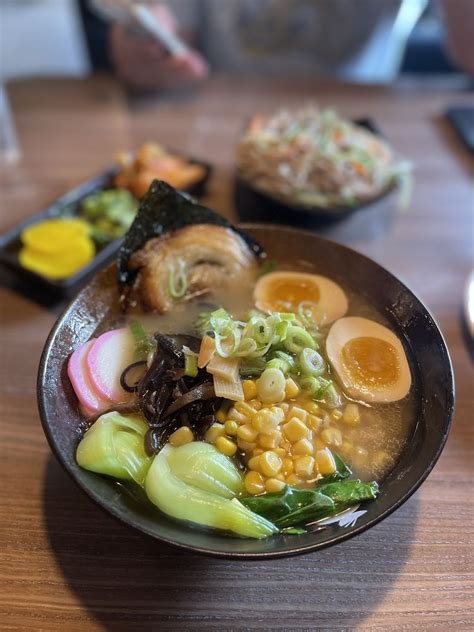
169 426 194 446
248 399 262 410
259 431 282 449
252 447 264 456
227 408 248 424
282 457 294 476
237 424 258 443
270 406 285 424
294 455 315 478
287 406 308 422
307 414 323 432
279 402 289 416
242 379 258 400
302 400 320 414
286 473 304 486
343 403 360 426
237 438 257 452
291 438 314 456
216 408 227 423
215 436 237 456
248 455 262 471
234 401 255 419
274 447 287 458
252 409 280 434
316 448 336 475
331 409 343 421
204 423 225 444
259 451 283 477
265 478 286 493
282 417 309 443
275 473 286 482
244 471 265 495
284 377 300 399
321 427 343 447
279 438 292 452
224 420 238 436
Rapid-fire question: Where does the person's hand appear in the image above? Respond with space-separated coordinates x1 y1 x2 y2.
109 3 209 92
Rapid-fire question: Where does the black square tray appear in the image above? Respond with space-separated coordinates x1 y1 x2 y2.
0 155 211 299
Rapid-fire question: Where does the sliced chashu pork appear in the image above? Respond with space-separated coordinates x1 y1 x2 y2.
128 224 257 312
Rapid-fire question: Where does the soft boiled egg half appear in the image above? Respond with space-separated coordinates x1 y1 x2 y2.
253 271 348 326
326 316 412 403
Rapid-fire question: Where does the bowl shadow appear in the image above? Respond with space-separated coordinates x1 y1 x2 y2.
43 456 418 630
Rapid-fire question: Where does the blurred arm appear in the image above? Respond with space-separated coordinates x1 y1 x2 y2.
108 3 209 91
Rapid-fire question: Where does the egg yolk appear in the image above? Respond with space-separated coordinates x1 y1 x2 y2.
341 336 400 388
265 279 320 311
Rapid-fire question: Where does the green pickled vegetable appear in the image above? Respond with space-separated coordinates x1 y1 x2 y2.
81 189 138 243
145 443 278 539
76 412 151 485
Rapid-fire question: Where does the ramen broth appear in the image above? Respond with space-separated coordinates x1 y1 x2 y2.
135 261 415 483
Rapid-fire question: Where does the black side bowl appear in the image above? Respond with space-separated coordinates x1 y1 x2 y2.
234 118 398 227
234 176 397 227
37 226 454 559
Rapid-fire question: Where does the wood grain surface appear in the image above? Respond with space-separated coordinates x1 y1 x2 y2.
0 76 473 631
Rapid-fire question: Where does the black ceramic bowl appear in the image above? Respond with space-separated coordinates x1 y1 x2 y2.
234 176 397 228
234 119 398 227
37 226 454 559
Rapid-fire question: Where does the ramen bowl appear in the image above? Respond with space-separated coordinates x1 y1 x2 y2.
37 225 454 559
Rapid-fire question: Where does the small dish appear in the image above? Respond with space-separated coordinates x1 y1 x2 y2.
37 225 454 558
234 119 398 226
0 155 211 299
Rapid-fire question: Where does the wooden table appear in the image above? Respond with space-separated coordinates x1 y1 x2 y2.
1 76 473 630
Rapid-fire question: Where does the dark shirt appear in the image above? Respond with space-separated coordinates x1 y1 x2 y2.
78 0 111 70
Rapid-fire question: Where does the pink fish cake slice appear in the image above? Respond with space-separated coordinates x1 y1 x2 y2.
68 339 111 414
86 328 136 404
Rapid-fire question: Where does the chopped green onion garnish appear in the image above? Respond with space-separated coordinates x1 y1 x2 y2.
168 260 187 299
283 326 317 354
299 347 326 377
183 346 198 377
129 321 153 359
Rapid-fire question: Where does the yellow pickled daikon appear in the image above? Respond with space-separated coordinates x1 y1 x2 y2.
19 218 95 279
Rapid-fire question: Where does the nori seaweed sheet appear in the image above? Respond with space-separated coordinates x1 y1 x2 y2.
117 180 265 285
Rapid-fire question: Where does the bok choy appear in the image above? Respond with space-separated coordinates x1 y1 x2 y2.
76 412 151 485
145 442 278 538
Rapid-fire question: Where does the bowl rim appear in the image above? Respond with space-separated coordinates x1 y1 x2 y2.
37 224 455 559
